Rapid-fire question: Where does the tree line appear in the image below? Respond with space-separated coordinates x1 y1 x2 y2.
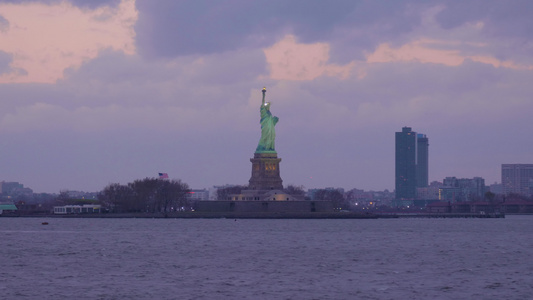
97 178 191 213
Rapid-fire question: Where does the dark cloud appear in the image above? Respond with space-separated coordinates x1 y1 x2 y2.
436 0 533 39
59 49 267 110
0 82 64 117
135 0 426 60
68 0 120 9
0 50 11 74
136 1 265 58
0 14 8 32
67 48 266 86
0 0 120 9
434 1 533 62
0 51 26 77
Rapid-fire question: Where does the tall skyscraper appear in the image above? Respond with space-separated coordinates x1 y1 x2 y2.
395 127 417 200
502 164 533 196
416 134 429 188
395 127 429 201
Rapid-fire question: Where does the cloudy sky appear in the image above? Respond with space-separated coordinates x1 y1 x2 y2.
1 0 532 193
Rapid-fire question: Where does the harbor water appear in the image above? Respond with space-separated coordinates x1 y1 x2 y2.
1 216 532 299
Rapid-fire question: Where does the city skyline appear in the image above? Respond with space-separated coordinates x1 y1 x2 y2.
1 1 533 193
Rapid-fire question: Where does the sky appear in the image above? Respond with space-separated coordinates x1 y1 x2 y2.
1 0 533 193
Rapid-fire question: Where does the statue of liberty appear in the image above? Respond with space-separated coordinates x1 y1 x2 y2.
256 87 279 153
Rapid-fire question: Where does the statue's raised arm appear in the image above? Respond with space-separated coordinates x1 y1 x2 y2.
256 87 279 153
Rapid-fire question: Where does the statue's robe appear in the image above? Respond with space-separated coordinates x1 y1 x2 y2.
256 103 278 152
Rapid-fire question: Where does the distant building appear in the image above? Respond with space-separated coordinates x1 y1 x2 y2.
53 205 101 214
489 182 503 195
208 186 221 200
396 127 417 200
426 201 451 213
62 190 98 200
0 181 33 199
395 127 429 204
439 177 486 202
416 134 429 188
0 182 22 194
187 189 209 201
417 181 442 200
501 164 533 196
346 188 394 208
0 202 18 215
211 184 241 201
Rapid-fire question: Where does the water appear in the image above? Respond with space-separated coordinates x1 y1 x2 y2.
1 216 532 299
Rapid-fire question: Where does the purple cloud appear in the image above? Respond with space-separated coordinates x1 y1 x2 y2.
134 0 425 61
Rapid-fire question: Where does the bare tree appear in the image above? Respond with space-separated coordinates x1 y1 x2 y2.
155 179 190 212
216 185 246 201
129 178 160 212
55 190 71 206
98 183 134 212
314 189 348 211
99 178 191 213
284 185 306 198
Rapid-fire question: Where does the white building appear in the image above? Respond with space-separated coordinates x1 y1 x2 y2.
187 189 210 201
53 205 101 214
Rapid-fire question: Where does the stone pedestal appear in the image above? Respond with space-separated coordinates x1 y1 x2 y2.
248 152 283 190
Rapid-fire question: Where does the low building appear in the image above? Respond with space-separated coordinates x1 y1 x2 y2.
469 201 497 213
195 200 334 213
451 202 471 213
425 200 533 214
14 202 50 215
187 189 210 201
500 200 533 214
227 189 304 202
426 202 451 213
0 203 18 215
53 205 101 214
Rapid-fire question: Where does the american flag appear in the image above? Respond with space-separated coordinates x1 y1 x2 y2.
158 173 169 179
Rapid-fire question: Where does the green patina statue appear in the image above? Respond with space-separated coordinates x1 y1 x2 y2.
256 87 279 153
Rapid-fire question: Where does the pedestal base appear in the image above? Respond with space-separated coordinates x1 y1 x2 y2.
248 152 283 190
